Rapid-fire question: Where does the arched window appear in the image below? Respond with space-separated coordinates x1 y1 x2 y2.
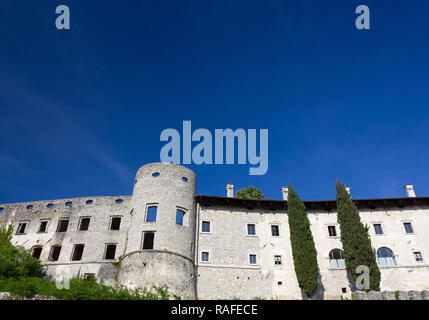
377 247 397 266
329 249 346 269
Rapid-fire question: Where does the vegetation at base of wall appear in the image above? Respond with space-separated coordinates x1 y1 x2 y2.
335 181 381 292
235 186 265 200
0 277 179 300
287 185 319 299
394 290 399 300
0 223 179 300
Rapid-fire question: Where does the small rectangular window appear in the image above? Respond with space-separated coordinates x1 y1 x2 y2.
146 206 157 222
201 251 209 262
16 222 27 235
79 217 90 231
84 273 95 280
271 225 280 237
71 244 85 261
57 219 69 232
32 247 43 260
404 222 414 234
142 232 154 250
104 244 117 260
202 221 211 233
247 224 256 236
49 246 62 261
274 255 282 265
414 252 423 262
249 254 257 265
373 224 383 235
176 209 185 225
38 220 49 233
110 217 121 230
328 225 337 237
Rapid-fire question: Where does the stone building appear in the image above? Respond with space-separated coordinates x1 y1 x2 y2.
1 162 428 299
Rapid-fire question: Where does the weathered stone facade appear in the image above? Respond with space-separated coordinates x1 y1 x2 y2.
1 162 429 299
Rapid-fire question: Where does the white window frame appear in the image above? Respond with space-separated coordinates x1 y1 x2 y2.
200 250 210 263
248 253 258 266
326 224 339 238
371 222 385 236
37 219 50 233
103 243 118 260
109 216 123 231
16 221 29 235
200 220 212 234
176 206 188 227
145 203 159 223
270 224 281 237
246 223 257 237
402 221 416 235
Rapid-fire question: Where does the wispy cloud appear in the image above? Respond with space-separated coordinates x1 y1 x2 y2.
0 74 133 187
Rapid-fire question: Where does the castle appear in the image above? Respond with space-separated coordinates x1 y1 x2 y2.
1 162 429 299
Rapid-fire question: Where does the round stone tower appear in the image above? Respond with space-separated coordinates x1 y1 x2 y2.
117 162 197 299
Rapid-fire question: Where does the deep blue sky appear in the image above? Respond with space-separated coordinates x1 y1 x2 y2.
1 0 429 203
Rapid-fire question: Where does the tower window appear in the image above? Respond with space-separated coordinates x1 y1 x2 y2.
373 224 383 235
104 244 117 260
16 222 28 235
27 205 33 210
152 172 160 177
404 222 414 234
142 232 155 250
146 206 157 222
86 200 93 205
202 221 211 233
71 244 85 261
328 225 337 237
47 203 54 208
57 219 69 232
271 225 280 237
110 217 121 230
247 224 256 236
32 247 43 260
49 245 62 261
176 209 185 225
274 255 282 265
78 217 91 231
182 177 188 182
38 220 49 233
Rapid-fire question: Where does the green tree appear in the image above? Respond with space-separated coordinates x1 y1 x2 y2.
235 186 264 200
0 224 44 279
287 185 319 299
335 181 381 291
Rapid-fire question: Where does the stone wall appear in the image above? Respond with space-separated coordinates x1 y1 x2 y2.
353 290 429 300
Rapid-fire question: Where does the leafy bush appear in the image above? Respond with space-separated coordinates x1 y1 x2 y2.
0 224 44 279
235 186 264 199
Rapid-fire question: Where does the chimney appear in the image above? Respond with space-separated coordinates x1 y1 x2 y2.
281 187 289 200
404 184 416 198
346 187 351 196
226 183 234 198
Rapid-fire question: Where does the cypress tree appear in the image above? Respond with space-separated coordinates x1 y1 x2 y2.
288 185 319 299
335 181 381 291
